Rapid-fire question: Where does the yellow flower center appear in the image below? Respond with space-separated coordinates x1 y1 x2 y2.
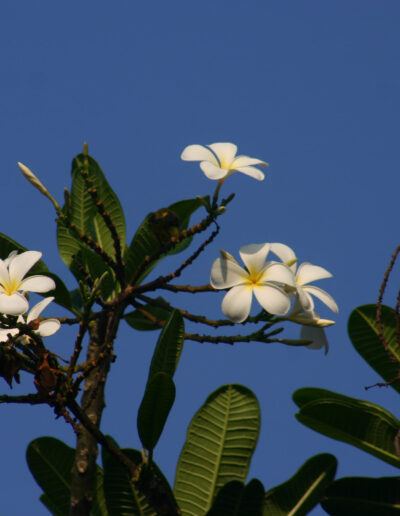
1 278 21 296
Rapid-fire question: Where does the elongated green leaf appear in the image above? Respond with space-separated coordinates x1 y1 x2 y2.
148 310 184 379
0 232 75 313
322 476 400 515
293 388 400 468
71 153 126 254
26 437 75 515
207 479 264 516
348 304 400 394
174 384 261 516
124 197 205 285
102 446 156 516
124 297 171 331
263 453 337 515
137 372 176 451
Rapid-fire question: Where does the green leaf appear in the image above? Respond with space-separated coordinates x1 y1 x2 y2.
102 446 157 516
26 437 75 515
263 453 337 515
207 479 265 516
124 197 205 285
174 384 261 516
71 153 126 255
124 299 171 331
293 388 400 468
148 310 184 379
348 304 400 394
40 493 65 516
0 232 75 313
137 372 176 451
322 476 400 515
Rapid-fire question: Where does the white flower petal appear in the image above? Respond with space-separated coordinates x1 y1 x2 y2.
4 251 18 267
8 250 42 283
0 328 19 342
253 283 291 315
27 297 55 323
0 292 29 315
0 260 10 287
263 262 295 286
231 155 269 168
270 243 297 272
210 257 248 289
200 161 228 180
181 144 219 165
303 285 339 314
301 325 329 354
234 166 265 181
296 287 314 312
239 243 271 273
221 284 253 323
19 275 56 293
37 319 61 337
208 143 237 168
296 262 332 285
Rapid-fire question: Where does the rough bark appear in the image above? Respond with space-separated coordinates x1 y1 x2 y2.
69 307 121 516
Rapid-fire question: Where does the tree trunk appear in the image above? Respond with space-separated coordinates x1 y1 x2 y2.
69 307 121 515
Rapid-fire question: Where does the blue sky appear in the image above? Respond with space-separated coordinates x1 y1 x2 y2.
1 2 400 514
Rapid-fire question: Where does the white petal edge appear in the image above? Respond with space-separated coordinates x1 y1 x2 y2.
0 292 29 315
296 262 333 285
19 275 56 293
210 257 248 289
0 260 10 287
301 325 329 354
181 144 218 166
231 155 269 168
239 243 271 274
234 166 265 181
207 143 237 168
253 283 291 315
221 284 253 323
303 285 339 313
37 319 61 337
8 251 42 283
27 297 55 322
270 243 297 271
200 161 228 180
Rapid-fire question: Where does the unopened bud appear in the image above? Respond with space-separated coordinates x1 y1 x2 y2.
17 162 61 213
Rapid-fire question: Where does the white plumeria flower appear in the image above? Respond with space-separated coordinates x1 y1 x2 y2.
181 142 268 181
210 243 295 323
270 243 338 314
0 297 60 343
0 251 56 315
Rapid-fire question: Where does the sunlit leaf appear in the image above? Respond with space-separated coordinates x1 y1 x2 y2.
174 384 260 516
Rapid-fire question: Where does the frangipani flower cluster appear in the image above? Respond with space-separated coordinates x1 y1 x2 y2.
0 250 60 342
181 142 268 181
210 242 338 353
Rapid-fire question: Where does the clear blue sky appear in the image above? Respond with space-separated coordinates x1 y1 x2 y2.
1 2 400 515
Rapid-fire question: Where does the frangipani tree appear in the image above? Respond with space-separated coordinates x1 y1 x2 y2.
0 142 339 515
